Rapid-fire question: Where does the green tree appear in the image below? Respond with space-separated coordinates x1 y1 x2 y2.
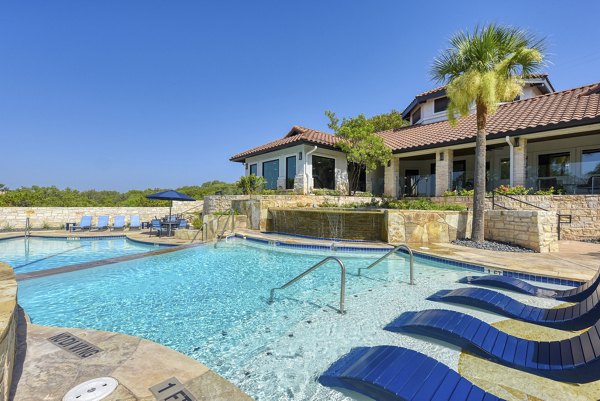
368 109 409 132
431 24 545 242
326 111 396 195
237 175 265 195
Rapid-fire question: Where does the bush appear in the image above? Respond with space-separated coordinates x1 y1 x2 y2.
191 213 203 229
381 198 466 211
236 175 265 195
311 189 342 196
443 189 474 197
494 185 531 195
533 186 554 195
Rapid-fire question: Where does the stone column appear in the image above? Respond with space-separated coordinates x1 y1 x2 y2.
365 171 374 194
435 149 453 196
513 138 527 187
384 157 400 197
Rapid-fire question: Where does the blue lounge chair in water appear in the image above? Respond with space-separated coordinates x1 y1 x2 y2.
92 215 109 231
427 283 600 330
70 215 92 231
111 216 125 230
319 346 505 401
385 309 600 383
129 215 141 230
458 270 600 302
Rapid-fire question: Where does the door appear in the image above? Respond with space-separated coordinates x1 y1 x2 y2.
404 169 419 197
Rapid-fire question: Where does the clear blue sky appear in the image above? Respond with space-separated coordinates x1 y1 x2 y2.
1 1 599 191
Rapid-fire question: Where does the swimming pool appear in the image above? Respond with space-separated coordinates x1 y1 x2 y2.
18 238 563 400
0 236 163 273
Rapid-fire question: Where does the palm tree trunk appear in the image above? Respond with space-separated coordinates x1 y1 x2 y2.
471 100 488 242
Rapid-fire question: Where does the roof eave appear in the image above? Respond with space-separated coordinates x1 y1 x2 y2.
230 140 340 163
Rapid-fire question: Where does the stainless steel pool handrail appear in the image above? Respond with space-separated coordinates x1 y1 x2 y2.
190 222 208 243
214 208 235 248
358 244 414 285
268 256 346 314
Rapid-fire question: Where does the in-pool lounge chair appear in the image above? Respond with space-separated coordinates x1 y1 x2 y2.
111 215 125 230
319 346 505 401
458 269 600 302
70 215 92 231
91 215 109 231
427 282 600 330
385 309 600 383
129 215 141 230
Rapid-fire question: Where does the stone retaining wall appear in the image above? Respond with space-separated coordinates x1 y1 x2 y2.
0 201 204 230
0 262 17 401
384 210 472 244
430 195 600 241
485 210 558 253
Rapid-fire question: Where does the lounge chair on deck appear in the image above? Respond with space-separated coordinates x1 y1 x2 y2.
458 269 600 302
70 215 92 231
427 284 600 330
91 216 109 231
385 309 600 383
129 215 141 230
177 219 188 229
111 216 125 230
319 346 505 401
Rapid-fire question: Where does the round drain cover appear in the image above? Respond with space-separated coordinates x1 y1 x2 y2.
63 377 118 401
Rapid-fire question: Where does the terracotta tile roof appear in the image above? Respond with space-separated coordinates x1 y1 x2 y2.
379 81 600 153
415 86 446 98
230 126 338 161
230 81 600 161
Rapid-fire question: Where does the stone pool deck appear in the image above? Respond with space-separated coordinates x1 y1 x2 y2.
11 311 252 401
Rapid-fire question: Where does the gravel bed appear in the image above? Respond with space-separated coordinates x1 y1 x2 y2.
581 238 600 244
451 239 534 253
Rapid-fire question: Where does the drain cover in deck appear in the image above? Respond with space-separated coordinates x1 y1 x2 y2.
62 377 118 401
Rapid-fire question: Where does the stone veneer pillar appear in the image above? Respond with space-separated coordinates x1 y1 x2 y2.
513 137 527 187
384 157 400 197
435 149 453 196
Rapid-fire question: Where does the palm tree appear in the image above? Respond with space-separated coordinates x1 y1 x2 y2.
431 24 545 242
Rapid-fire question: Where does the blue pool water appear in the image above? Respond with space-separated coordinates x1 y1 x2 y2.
0 236 162 273
17 239 564 400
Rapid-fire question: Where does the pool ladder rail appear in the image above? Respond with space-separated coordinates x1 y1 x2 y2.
214 208 236 248
358 244 415 285
268 256 347 314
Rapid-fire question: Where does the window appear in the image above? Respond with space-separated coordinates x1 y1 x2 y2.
249 164 257 176
538 153 570 177
348 162 366 192
312 156 335 189
452 160 466 190
286 156 296 190
434 96 449 113
500 158 510 180
582 149 600 177
262 160 279 189
411 107 421 124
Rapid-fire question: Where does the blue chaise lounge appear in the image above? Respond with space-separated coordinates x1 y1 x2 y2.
385 308 600 383
70 215 92 231
319 345 505 401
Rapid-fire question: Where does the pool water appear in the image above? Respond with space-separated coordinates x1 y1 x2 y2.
0 236 162 273
17 239 564 400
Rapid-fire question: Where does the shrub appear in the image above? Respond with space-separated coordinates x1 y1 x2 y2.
237 175 265 195
312 189 342 196
494 185 531 195
191 213 203 229
381 198 466 211
353 191 374 197
42 221 51 229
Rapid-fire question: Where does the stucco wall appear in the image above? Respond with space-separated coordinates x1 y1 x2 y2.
431 195 600 241
0 201 204 230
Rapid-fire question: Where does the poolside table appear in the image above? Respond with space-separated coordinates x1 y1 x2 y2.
161 221 179 237
65 222 77 232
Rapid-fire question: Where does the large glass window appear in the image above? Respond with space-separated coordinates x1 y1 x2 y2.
262 160 279 190
538 153 570 177
286 156 296 190
582 149 600 177
312 156 335 189
500 158 510 180
452 160 466 189
249 164 257 176
434 96 449 113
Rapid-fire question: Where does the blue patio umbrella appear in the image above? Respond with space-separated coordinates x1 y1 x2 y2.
145 190 196 224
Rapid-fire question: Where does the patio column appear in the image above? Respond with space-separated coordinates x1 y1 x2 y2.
384 157 399 197
365 171 374 193
513 138 527 187
435 149 453 196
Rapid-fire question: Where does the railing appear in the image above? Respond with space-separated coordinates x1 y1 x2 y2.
357 244 414 285
24 217 31 238
268 256 346 314
190 222 208 243
214 208 235 248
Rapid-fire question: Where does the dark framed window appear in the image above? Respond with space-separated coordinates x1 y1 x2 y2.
452 160 466 189
312 155 335 189
286 156 296 189
411 107 421 124
582 149 600 177
434 96 449 113
262 159 279 189
500 158 510 180
249 164 257 176
348 162 366 192
538 153 570 177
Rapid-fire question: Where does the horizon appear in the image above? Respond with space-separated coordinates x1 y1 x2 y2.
2 0 599 191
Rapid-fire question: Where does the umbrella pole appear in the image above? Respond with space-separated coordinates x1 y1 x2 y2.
169 201 173 236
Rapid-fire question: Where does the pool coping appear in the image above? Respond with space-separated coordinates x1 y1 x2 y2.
234 233 585 287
